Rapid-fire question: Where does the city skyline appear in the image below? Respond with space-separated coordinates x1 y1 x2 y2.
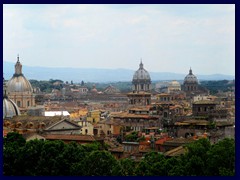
3 4 235 76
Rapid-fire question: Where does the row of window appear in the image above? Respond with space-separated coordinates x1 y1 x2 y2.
134 84 150 90
17 100 30 107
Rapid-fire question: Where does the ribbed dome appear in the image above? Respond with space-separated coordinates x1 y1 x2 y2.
3 98 21 118
133 61 151 81
7 76 33 93
3 77 20 118
184 68 198 84
6 56 33 93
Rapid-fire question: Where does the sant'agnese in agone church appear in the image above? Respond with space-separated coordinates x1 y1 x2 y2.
3 55 235 159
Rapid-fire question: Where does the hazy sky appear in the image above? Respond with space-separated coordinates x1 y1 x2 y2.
3 4 235 75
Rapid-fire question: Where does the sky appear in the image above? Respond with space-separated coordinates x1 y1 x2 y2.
3 4 235 75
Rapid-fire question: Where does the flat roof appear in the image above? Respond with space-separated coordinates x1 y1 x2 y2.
45 111 70 116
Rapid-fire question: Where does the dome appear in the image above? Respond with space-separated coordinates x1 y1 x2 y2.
3 98 21 118
169 80 180 87
133 61 151 81
184 68 198 84
6 56 33 93
7 76 33 93
91 84 98 93
3 78 20 118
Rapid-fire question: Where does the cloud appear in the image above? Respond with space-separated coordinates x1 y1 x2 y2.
3 4 235 76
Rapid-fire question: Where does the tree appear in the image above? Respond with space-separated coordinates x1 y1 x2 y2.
20 139 45 175
3 132 26 175
119 158 136 176
181 138 211 175
135 152 166 176
4 132 26 147
72 150 121 176
36 140 66 175
124 131 139 142
56 142 87 176
206 138 235 176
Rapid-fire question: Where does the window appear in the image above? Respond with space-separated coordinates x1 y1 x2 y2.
17 101 21 107
164 112 168 118
27 101 30 107
147 99 150 105
141 84 144 90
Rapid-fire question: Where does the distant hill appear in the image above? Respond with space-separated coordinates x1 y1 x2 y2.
3 61 235 83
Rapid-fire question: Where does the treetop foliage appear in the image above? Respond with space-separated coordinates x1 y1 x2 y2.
4 133 235 176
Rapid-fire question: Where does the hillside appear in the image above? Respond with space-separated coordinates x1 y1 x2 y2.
3 61 235 82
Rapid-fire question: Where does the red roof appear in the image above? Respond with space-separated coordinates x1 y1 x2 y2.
155 137 172 145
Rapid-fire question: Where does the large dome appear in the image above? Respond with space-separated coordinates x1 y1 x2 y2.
7 76 33 93
133 61 151 81
6 57 33 93
184 68 198 84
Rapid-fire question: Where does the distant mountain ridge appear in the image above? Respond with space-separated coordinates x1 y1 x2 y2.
3 61 235 83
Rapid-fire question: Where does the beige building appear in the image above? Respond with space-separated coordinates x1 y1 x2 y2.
6 56 35 111
78 120 94 135
87 110 102 124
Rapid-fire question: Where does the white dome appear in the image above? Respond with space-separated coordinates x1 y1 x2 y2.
169 80 180 87
3 98 20 118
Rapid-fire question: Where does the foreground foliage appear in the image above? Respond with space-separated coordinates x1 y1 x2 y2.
4 132 235 176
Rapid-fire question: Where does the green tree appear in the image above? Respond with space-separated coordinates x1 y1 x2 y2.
124 131 139 142
36 140 66 175
206 138 235 176
181 138 211 175
3 132 26 175
4 132 26 147
119 158 136 176
135 152 165 176
56 142 87 175
81 150 121 176
20 139 45 175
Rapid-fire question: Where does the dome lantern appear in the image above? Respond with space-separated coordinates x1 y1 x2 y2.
14 55 23 76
